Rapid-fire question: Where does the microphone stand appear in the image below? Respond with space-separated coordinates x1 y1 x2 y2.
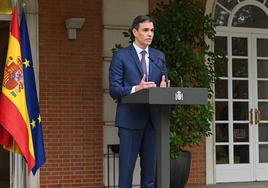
149 57 169 87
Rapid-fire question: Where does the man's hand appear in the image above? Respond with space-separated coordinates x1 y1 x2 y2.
135 75 157 92
160 75 170 88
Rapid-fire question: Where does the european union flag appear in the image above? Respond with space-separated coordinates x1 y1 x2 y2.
21 11 46 175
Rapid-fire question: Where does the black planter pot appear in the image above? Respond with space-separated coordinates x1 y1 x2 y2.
170 151 192 188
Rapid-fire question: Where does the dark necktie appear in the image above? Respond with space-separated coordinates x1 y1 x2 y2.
141 50 147 78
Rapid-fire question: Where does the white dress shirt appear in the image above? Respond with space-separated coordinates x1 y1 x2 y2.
131 42 150 93
133 42 149 76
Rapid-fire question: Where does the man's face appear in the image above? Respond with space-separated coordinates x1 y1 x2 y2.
133 22 154 49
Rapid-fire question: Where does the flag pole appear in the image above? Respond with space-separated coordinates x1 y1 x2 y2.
20 157 25 188
21 3 26 188
22 1 26 9
11 4 15 188
11 0 17 9
11 141 15 188
11 2 16 187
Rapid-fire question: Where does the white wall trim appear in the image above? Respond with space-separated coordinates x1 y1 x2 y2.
205 0 217 185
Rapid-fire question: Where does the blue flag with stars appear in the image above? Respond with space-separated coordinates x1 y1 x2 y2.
21 11 46 175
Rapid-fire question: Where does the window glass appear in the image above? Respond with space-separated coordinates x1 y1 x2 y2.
215 36 227 56
232 37 248 56
257 39 268 57
232 58 248 77
258 81 268 99
215 5 229 26
259 145 268 163
216 145 229 164
215 79 228 99
233 102 248 120
233 80 248 99
259 124 268 142
215 1 268 28
216 123 229 142
258 102 268 121
257 60 268 78
0 149 9 187
256 0 265 3
234 145 249 163
232 5 268 28
233 123 249 142
217 0 238 11
216 101 229 120
0 21 9 88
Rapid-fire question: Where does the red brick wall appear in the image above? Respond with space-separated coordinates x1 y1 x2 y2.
187 144 206 185
149 0 207 185
38 0 103 187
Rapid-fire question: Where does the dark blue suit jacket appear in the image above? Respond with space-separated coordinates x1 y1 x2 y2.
109 44 167 130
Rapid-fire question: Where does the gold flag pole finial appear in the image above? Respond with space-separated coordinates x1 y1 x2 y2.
22 1 26 9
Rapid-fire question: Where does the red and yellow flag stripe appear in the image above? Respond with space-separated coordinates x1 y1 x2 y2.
0 7 35 173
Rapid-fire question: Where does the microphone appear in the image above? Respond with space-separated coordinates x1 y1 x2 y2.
148 56 154 63
148 57 169 87
179 76 183 87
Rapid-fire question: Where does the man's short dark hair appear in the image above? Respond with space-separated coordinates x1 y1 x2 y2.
132 15 152 30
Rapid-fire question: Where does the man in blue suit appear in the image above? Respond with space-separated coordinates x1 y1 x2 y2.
109 15 168 188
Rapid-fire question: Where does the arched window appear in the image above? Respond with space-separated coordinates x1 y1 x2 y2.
215 0 268 28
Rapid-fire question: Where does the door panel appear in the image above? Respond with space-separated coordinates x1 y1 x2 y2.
215 34 253 182
213 0 268 183
215 33 268 182
254 34 268 181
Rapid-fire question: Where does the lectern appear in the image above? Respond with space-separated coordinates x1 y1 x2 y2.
121 87 208 188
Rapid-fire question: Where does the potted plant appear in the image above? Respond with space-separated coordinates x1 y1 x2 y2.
113 0 226 187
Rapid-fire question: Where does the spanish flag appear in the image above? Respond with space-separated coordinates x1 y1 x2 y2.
0 7 35 173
